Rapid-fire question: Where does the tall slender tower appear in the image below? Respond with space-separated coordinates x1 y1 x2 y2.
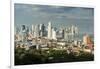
31 24 35 38
34 24 39 38
21 25 27 42
52 28 57 40
40 24 45 37
32 24 35 34
75 26 79 35
71 25 75 40
48 21 52 39
64 28 68 41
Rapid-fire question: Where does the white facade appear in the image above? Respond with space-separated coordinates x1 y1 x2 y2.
71 25 75 40
52 28 57 40
48 21 52 39
71 25 75 35
75 26 78 35
64 28 69 41
32 24 35 34
34 24 39 37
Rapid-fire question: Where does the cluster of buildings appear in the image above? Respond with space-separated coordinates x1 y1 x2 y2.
15 21 79 41
15 21 94 55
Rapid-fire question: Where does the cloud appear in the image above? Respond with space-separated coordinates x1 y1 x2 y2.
15 3 94 24
15 3 93 20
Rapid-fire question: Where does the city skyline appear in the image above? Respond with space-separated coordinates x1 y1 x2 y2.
14 3 94 65
14 3 94 35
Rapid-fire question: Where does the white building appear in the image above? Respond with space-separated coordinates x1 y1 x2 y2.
32 24 35 35
75 26 79 35
52 28 57 40
64 28 69 41
34 24 39 38
71 25 75 40
48 21 52 39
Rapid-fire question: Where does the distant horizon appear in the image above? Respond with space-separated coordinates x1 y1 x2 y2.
14 3 94 35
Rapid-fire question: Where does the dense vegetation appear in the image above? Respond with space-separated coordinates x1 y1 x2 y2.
15 48 94 65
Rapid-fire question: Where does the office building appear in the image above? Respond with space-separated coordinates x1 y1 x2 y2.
40 24 46 37
48 21 52 39
52 28 57 40
21 25 27 42
34 24 39 38
32 24 35 35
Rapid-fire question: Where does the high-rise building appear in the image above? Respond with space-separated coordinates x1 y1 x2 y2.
21 25 26 33
74 26 79 40
34 24 39 38
48 21 52 39
59 28 65 39
32 24 35 35
52 28 57 40
68 27 72 41
62 29 65 39
75 26 78 35
64 28 69 41
26 26 29 34
40 24 46 37
21 25 27 42
71 25 75 40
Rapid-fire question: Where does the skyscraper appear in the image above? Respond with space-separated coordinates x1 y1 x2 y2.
34 24 39 38
21 25 26 32
59 28 65 39
40 24 46 37
52 28 57 40
21 25 27 42
64 28 69 41
48 21 52 39
32 24 35 35
75 26 78 35
71 25 75 40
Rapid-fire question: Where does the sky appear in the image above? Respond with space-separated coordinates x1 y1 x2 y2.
14 3 94 35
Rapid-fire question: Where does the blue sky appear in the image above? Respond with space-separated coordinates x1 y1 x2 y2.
14 3 94 35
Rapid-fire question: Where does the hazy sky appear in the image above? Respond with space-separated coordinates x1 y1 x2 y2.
14 3 94 35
